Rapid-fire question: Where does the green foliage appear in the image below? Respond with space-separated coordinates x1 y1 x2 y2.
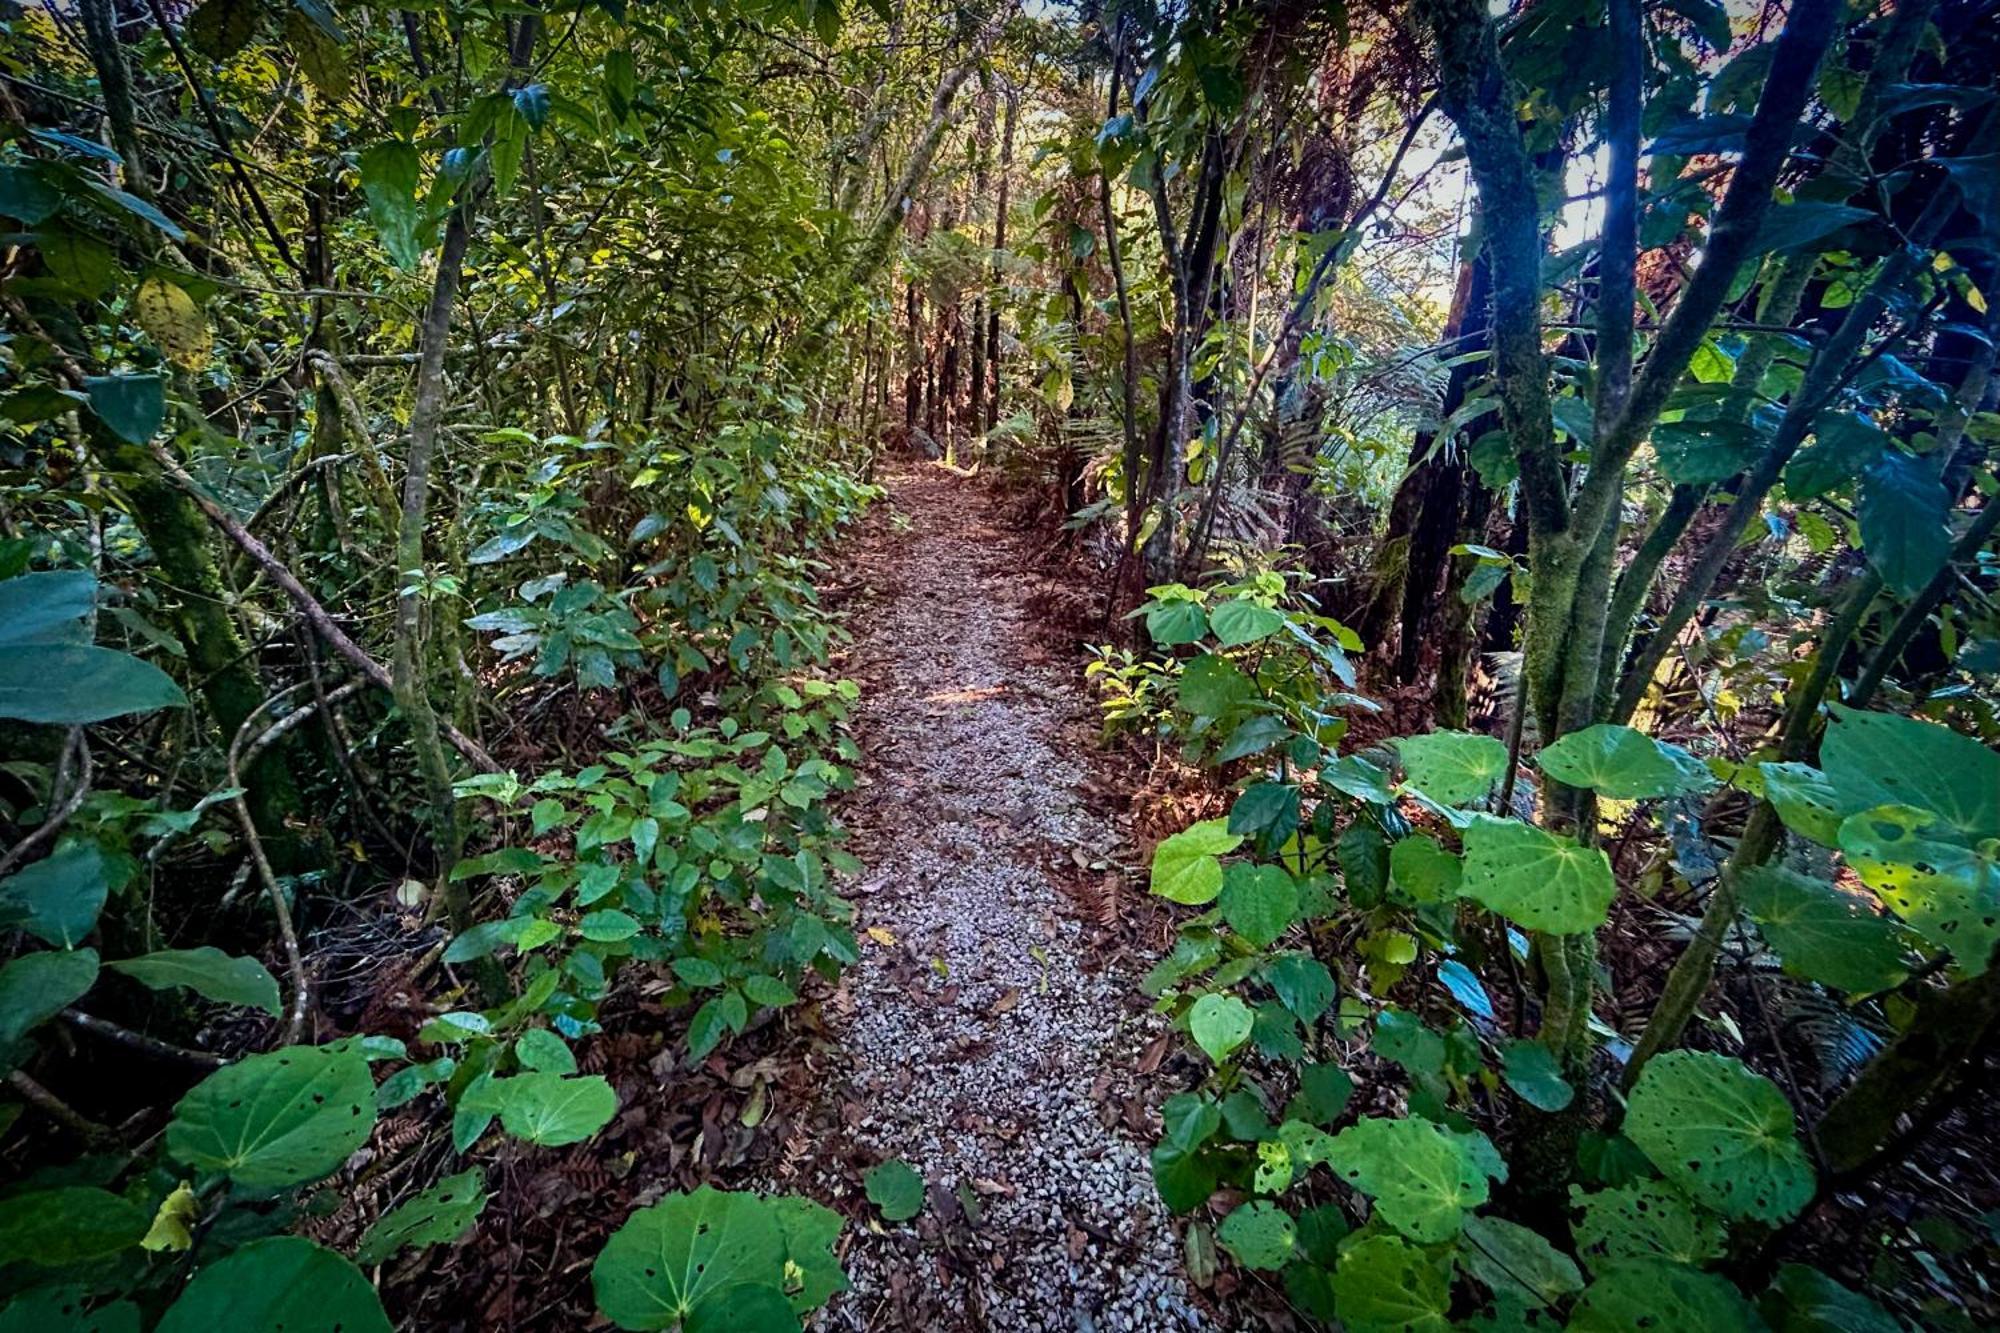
1623 1052 1815 1224
1458 816 1617 934
1535 724 1713 799
166 1044 378 1191
0 572 186 724
355 1169 488 1267
863 1160 926 1222
1391 732 1510 807
1324 1117 1498 1243
591 1187 846 1330
105 947 281 1016
154 1237 391 1333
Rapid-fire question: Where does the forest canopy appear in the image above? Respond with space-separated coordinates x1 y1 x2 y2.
1 0 1997 1328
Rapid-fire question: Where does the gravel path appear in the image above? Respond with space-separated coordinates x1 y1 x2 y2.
810 467 1209 1332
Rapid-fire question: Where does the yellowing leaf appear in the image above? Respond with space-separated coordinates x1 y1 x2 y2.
134 276 211 370
865 926 896 946
142 1181 197 1252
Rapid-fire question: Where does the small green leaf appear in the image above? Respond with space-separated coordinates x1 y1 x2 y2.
0 1187 147 1267
514 1028 576 1074
1208 599 1284 646
1264 951 1335 1025
356 1168 488 1267
0 843 111 949
1219 862 1297 947
1502 1040 1575 1111
489 1072 618 1146
1187 992 1254 1064
1458 1213 1583 1307
1570 1179 1726 1271
864 1159 925 1222
1393 731 1510 806
1150 819 1243 905
1388 834 1461 904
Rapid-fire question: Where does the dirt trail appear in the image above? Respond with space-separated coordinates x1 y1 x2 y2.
805 467 1206 1331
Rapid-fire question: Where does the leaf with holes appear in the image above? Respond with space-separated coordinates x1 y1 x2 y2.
1459 816 1616 935
166 1043 376 1190
0 1287 138 1333
1739 865 1913 994
1536 724 1713 799
592 1187 841 1331
1838 805 2000 975
1570 1179 1726 1271
356 1168 487 1266
1392 731 1510 806
1623 1051 1814 1223
1216 1200 1294 1269
1324 1117 1496 1242
1759 1264 1902 1333
156 1237 390 1333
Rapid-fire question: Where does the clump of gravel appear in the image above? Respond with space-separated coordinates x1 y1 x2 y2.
806 468 1211 1331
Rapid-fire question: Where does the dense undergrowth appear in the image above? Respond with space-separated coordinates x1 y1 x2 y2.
4 0 2000 1329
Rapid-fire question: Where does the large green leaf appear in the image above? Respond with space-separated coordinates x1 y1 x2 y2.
770 1195 848 1312
1324 1116 1496 1242
0 571 95 647
1392 731 1510 806
1838 804 2000 974
1820 706 2000 843
1219 862 1297 947
488 1072 618 1146
0 1187 147 1267
1328 1232 1451 1333
1570 1179 1726 1271
1535 724 1713 799
0 1289 137 1333
1623 1051 1814 1223
1264 951 1335 1025
1738 865 1912 994
1208 598 1284 646
107 946 280 1015
1653 417 1760 485
1568 1259 1762 1333
0 644 186 724
1858 449 1950 596
356 1168 487 1266
0 947 99 1046
1759 761 1853 846
156 1237 391 1333
166 1043 377 1190
1144 600 1208 646
1501 1040 1574 1112
592 1187 831 1331
1150 819 1243 905
1178 654 1254 718
1752 201 1874 256
1459 815 1616 935
0 843 111 948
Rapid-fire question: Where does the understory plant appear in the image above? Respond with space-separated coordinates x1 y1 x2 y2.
1132 577 2000 1329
